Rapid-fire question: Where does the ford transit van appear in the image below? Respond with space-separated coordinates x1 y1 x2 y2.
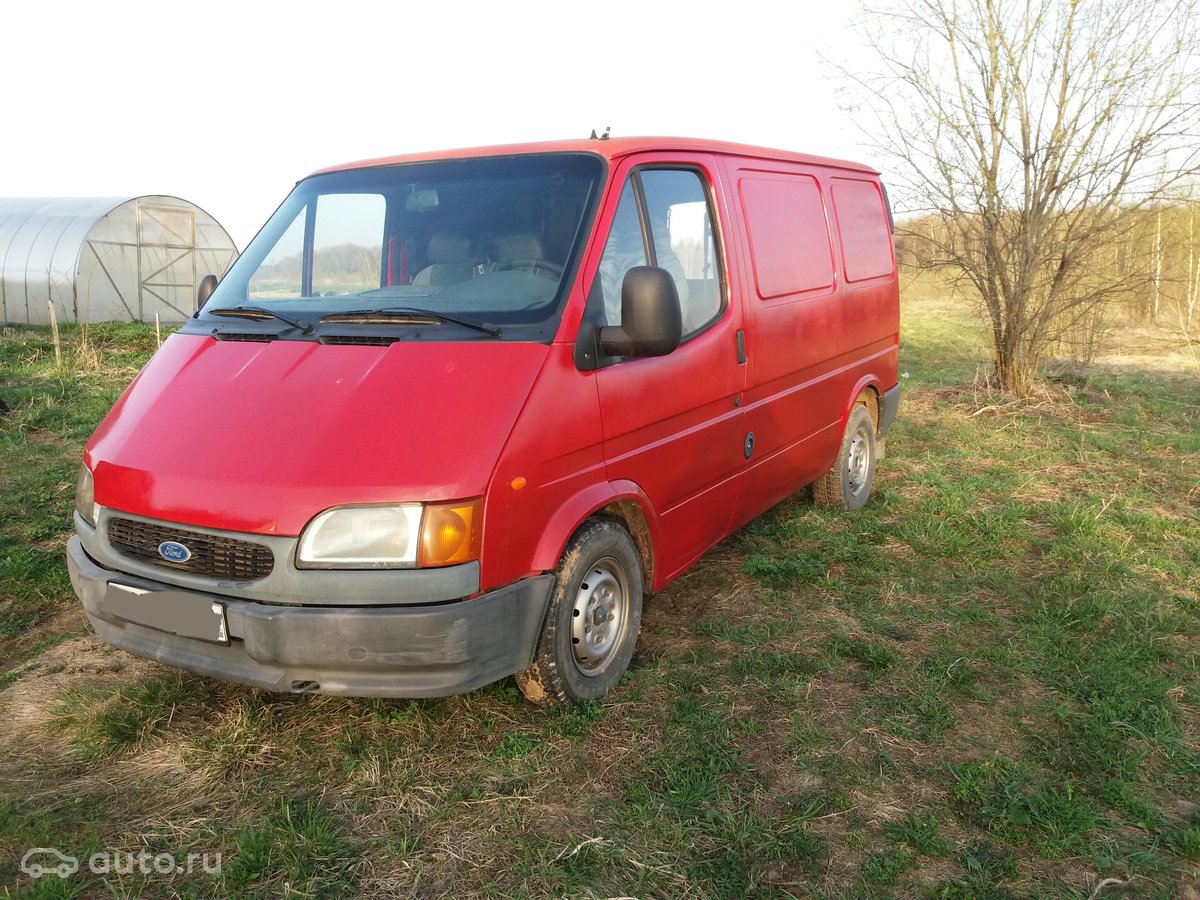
67 137 900 705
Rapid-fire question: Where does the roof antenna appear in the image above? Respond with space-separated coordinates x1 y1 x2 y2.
589 126 611 140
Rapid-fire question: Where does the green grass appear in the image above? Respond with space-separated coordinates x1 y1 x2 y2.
2 299 1198 897
219 797 357 897
0 324 162 646
53 674 215 759
861 847 914 886
885 809 953 857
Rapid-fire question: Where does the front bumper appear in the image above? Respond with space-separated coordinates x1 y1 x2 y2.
67 536 554 698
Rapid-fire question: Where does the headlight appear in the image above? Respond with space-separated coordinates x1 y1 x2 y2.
295 499 482 569
75 464 98 528
296 505 423 568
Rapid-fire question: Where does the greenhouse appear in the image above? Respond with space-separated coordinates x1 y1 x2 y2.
0 195 237 325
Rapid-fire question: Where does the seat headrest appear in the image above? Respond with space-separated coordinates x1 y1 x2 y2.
494 233 544 261
426 232 472 263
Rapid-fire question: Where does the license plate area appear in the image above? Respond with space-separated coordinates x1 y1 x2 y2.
102 583 229 645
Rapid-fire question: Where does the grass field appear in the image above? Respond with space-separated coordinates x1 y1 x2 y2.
1 290 1198 898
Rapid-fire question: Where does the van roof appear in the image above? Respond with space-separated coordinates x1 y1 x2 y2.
311 137 879 178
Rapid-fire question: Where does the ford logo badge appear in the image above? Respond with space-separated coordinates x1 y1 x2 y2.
158 540 192 563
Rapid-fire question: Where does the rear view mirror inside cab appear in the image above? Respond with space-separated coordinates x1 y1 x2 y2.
405 189 439 212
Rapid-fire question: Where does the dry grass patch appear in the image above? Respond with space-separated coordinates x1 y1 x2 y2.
0 636 148 747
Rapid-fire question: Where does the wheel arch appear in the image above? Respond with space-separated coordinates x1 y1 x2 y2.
530 480 660 593
842 375 883 432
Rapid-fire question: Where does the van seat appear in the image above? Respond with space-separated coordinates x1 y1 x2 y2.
412 232 475 286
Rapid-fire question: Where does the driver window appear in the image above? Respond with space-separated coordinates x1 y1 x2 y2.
597 180 646 325
642 171 722 334
596 169 723 337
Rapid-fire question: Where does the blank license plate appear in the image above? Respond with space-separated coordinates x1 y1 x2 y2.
102 583 229 645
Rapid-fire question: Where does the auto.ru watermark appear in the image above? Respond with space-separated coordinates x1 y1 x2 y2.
21 846 221 879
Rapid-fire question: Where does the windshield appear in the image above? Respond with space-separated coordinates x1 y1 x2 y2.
194 153 602 340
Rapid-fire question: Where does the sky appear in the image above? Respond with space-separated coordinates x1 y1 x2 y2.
1 0 880 251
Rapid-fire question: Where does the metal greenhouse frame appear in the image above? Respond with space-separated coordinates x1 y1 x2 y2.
0 195 238 325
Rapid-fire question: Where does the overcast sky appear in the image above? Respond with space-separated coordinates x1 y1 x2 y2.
2 0 880 250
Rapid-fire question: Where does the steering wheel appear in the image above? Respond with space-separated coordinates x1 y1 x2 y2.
494 258 564 280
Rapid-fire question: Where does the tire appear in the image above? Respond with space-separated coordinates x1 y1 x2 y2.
515 518 643 706
813 404 877 510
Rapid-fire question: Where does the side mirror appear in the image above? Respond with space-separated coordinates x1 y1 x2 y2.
196 274 219 310
598 266 682 358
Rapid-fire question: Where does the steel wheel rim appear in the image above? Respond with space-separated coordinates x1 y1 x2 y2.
847 427 871 497
570 557 629 677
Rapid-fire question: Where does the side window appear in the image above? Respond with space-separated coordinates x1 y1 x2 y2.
596 168 724 337
641 171 722 334
597 180 645 325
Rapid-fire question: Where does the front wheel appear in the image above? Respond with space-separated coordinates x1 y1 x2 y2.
813 404 877 509
516 518 643 705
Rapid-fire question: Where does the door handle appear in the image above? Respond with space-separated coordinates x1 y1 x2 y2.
736 330 746 364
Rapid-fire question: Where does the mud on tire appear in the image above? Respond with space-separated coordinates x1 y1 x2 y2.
813 403 877 510
516 517 643 706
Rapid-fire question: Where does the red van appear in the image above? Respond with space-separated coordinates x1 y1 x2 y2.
67 137 899 705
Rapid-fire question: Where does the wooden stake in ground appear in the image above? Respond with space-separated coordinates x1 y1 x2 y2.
47 301 61 367
155 312 161 348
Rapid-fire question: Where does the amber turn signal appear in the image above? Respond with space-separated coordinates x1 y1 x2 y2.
418 499 482 567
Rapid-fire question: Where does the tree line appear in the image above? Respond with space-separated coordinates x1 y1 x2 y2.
897 199 1200 363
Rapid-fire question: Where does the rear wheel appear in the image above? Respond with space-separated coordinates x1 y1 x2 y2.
813 404 877 509
516 518 643 706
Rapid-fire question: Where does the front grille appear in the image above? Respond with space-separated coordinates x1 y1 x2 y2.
107 517 275 581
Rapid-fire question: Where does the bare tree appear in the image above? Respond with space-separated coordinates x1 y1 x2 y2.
855 0 1200 394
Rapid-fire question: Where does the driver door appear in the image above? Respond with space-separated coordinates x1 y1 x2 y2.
589 156 747 582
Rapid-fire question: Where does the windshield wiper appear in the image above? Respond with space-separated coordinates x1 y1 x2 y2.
208 306 314 335
320 307 501 338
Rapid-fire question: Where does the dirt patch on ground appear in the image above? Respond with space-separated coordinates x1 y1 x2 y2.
0 603 86 672
0 636 157 752
639 540 765 656
20 428 60 446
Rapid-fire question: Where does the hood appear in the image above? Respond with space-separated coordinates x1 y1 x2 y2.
86 334 549 535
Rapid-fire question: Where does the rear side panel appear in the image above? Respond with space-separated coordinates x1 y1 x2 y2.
722 156 898 528
724 158 843 524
